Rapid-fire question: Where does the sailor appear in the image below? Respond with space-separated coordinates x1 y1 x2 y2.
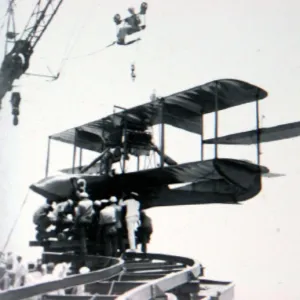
74 192 95 255
24 263 42 300
87 200 102 242
121 193 141 251
110 196 125 254
14 256 27 288
40 262 65 296
72 266 91 295
113 146 122 163
101 150 114 176
0 263 11 291
33 203 54 235
75 193 94 225
52 199 74 235
5 252 14 270
98 198 118 257
137 211 153 253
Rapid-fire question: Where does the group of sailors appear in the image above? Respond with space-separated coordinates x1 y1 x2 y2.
33 179 153 256
0 253 70 296
0 252 32 291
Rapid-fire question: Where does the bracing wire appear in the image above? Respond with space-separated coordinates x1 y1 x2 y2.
2 190 29 252
56 0 100 75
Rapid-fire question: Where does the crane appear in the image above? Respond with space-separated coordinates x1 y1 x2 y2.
0 0 64 125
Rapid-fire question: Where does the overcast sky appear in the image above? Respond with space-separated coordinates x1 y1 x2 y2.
0 0 300 299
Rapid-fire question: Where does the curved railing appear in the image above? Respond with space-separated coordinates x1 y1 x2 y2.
0 252 204 300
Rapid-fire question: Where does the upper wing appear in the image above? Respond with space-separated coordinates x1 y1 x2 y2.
50 79 268 152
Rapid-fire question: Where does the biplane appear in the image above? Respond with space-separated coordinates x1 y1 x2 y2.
30 78 300 209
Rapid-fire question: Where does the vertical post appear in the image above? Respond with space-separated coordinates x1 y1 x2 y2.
72 129 78 174
122 114 128 173
79 148 83 169
45 137 51 177
255 89 261 165
200 113 204 160
214 81 219 158
137 156 140 171
160 99 165 167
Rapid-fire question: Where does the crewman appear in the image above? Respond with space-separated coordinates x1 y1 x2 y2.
52 199 74 236
121 193 141 251
98 198 118 257
33 203 54 235
5 252 14 270
40 262 65 296
0 263 11 291
24 262 42 300
110 196 125 254
89 200 102 242
72 266 91 295
100 150 114 176
74 193 94 225
14 256 27 288
74 192 95 255
137 211 153 253
101 147 122 176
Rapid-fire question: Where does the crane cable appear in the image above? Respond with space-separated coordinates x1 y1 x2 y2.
60 4 147 63
56 0 99 75
2 191 29 252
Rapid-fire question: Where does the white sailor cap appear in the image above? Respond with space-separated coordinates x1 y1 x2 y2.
79 266 90 274
78 192 89 199
94 200 102 206
109 196 118 203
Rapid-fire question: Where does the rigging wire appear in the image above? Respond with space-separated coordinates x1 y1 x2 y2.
2 190 29 252
56 0 100 75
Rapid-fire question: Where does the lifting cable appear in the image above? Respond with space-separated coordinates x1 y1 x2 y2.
56 0 99 75
2 191 29 252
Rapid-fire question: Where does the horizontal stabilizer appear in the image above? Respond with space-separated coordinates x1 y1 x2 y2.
262 172 285 178
203 121 300 145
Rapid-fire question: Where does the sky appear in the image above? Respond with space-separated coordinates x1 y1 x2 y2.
0 0 300 299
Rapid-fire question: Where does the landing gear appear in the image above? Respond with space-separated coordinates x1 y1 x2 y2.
11 91 21 126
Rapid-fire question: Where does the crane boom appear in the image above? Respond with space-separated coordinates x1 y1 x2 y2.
0 0 65 121
20 0 64 50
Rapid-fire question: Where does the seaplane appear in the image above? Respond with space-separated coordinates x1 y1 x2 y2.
30 78 300 208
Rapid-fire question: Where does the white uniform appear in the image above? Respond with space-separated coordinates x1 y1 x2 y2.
123 199 140 250
14 261 27 288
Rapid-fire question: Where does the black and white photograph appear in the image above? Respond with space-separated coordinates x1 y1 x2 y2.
0 0 299 299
